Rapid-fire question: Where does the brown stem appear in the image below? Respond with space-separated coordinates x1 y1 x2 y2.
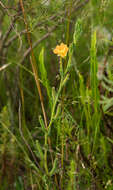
19 0 48 129
19 0 59 187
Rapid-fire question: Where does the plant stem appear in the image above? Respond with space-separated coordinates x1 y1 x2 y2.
19 1 59 187
19 0 48 129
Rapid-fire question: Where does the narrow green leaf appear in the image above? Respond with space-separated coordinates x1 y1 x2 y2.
35 140 44 160
39 115 47 133
39 47 52 107
73 19 83 45
49 158 58 176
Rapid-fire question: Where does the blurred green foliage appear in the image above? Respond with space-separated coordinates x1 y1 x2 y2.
0 0 113 189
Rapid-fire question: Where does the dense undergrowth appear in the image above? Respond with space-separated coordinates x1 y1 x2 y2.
0 0 113 189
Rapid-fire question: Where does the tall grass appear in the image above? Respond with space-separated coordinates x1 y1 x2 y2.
0 1 113 189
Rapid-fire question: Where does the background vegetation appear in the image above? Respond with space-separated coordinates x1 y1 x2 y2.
0 0 113 189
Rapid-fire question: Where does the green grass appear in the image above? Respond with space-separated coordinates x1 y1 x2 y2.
0 0 113 189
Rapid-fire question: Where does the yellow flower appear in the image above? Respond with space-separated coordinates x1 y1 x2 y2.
53 43 69 58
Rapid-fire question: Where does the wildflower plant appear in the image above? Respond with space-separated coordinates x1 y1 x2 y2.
0 0 113 189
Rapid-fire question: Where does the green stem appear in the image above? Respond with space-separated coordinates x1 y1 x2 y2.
44 134 49 175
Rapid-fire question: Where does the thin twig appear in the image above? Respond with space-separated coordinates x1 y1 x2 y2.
0 3 21 53
4 0 89 48
4 12 61 48
20 25 57 64
0 1 17 17
2 16 18 46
